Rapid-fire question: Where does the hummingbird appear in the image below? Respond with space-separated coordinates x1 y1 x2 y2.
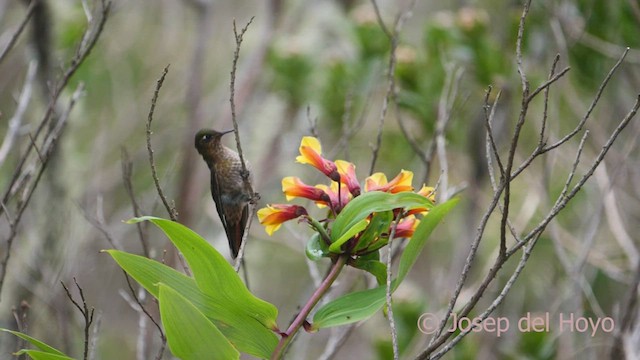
195 129 252 258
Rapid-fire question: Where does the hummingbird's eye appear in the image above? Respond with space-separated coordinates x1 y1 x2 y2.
201 134 212 143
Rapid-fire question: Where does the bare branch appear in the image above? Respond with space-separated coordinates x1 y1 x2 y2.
483 86 504 179
0 0 111 219
0 60 37 166
0 82 85 298
121 148 149 257
515 0 532 91
542 48 629 154
123 272 166 360
368 0 417 175
79 195 120 250
229 17 257 202
385 213 403 360
234 202 256 272
146 65 177 221
0 0 36 65
61 278 95 360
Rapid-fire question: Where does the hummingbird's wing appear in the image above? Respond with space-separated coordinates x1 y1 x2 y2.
210 170 230 239
210 170 245 258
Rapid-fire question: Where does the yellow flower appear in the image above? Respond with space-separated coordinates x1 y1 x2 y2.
315 181 351 211
296 137 340 182
407 185 436 216
417 185 436 202
257 204 308 235
364 170 414 193
335 160 361 196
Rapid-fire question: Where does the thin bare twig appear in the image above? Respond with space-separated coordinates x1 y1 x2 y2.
0 82 85 298
121 148 149 257
541 48 629 154
434 64 463 200
88 311 101 360
368 0 417 175
146 65 177 221
385 213 403 360
123 273 166 360
483 86 504 179
610 256 640 359
0 0 36 65
80 195 119 250
61 278 94 360
230 17 256 199
0 60 37 166
234 202 256 272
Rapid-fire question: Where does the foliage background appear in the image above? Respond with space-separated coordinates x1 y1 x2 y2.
0 0 639 358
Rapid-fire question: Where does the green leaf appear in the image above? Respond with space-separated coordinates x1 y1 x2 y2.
159 283 239 360
397 197 459 282
354 211 393 252
331 192 432 242
328 219 368 253
312 284 392 329
306 233 330 261
13 350 74 360
107 250 277 358
127 217 278 330
0 329 68 357
351 259 387 285
313 198 459 330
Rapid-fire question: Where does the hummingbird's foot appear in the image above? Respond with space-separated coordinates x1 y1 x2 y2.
249 192 261 204
240 169 251 181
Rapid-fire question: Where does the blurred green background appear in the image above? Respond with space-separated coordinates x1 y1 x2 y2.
0 0 639 358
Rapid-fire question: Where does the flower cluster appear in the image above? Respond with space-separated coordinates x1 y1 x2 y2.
257 136 435 255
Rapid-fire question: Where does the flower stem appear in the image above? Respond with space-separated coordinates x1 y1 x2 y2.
271 254 348 360
307 216 332 246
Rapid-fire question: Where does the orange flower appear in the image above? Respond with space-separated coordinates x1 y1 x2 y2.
282 176 330 203
395 216 420 238
257 204 308 235
364 170 414 193
335 160 361 196
315 181 351 212
296 137 340 182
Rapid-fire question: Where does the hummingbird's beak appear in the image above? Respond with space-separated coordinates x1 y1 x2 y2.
221 129 235 136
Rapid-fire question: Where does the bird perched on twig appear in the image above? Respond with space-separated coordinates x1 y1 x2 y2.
195 129 252 258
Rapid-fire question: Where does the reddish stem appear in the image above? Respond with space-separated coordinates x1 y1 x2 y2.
271 254 348 359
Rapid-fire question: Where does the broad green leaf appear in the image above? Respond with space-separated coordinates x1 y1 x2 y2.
328 219 368 253
360 237 389 254
159 284 239 360
127 217 278 332
107 250 277 358
359 250 380 261
313 198 458 329
0 329 67 356
331 192 432 242
312 284 392 329
354 211 393 252
397 198 459 282
351 259 387 285
13 350 74 360
306 233 329 261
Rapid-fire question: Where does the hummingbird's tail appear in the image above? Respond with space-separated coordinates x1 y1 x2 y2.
224 204 249 258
